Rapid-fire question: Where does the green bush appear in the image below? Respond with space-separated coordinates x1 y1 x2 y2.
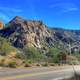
0 36 17 55
41 63 48 67
46 47 67 64
22 47 44 62
36 63 41 67
46 47 59 62
8 61 17 68
15 51 24 59
22 60 26 63
0 59 5 66
24 63 31 67
67 61 79 65
49 63 55 66
27 60 32 64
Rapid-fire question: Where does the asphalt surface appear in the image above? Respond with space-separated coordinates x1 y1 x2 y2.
0 66 80 80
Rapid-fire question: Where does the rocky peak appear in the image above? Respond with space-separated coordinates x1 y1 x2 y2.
9 16 46 32
0 16 50 48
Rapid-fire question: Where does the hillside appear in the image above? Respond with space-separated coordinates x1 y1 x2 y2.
0 16 80 66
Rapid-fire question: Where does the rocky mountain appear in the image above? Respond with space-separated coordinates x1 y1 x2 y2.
0 16 80 54
53 28 80 47
0 16 52 49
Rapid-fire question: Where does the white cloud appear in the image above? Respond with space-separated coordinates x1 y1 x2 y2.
0 7 23 13
49 3 79 13
63 7 78 12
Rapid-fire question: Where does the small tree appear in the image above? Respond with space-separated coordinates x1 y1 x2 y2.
46 47 60 63
22 47 44 62
58 52 67 64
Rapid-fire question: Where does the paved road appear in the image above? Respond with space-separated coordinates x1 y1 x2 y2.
0 66 80 80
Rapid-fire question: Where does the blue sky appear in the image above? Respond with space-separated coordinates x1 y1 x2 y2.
0 0 80 29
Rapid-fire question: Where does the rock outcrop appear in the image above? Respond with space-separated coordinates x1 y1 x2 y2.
0 16 51 48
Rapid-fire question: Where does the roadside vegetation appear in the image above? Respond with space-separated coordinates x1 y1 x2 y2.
0 36 80 68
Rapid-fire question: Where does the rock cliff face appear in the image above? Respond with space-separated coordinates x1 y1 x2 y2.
0 16 51 48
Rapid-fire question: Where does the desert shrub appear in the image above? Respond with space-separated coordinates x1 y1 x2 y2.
67 60 79 65
49 63 55 66
22 60 26 63
15 51 24 59
46 47 60 63
41 63 48 67
67 61 72 65
24 63 31 67
22 47 44 62
27 60 32 64
8 61 17 68
36 63 41 66
46 47 67 64
0 58 5 66
0 37 17 56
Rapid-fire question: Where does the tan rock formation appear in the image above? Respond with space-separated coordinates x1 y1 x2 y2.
0 22 4 29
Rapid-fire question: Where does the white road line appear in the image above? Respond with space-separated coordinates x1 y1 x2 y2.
51 75 73 80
